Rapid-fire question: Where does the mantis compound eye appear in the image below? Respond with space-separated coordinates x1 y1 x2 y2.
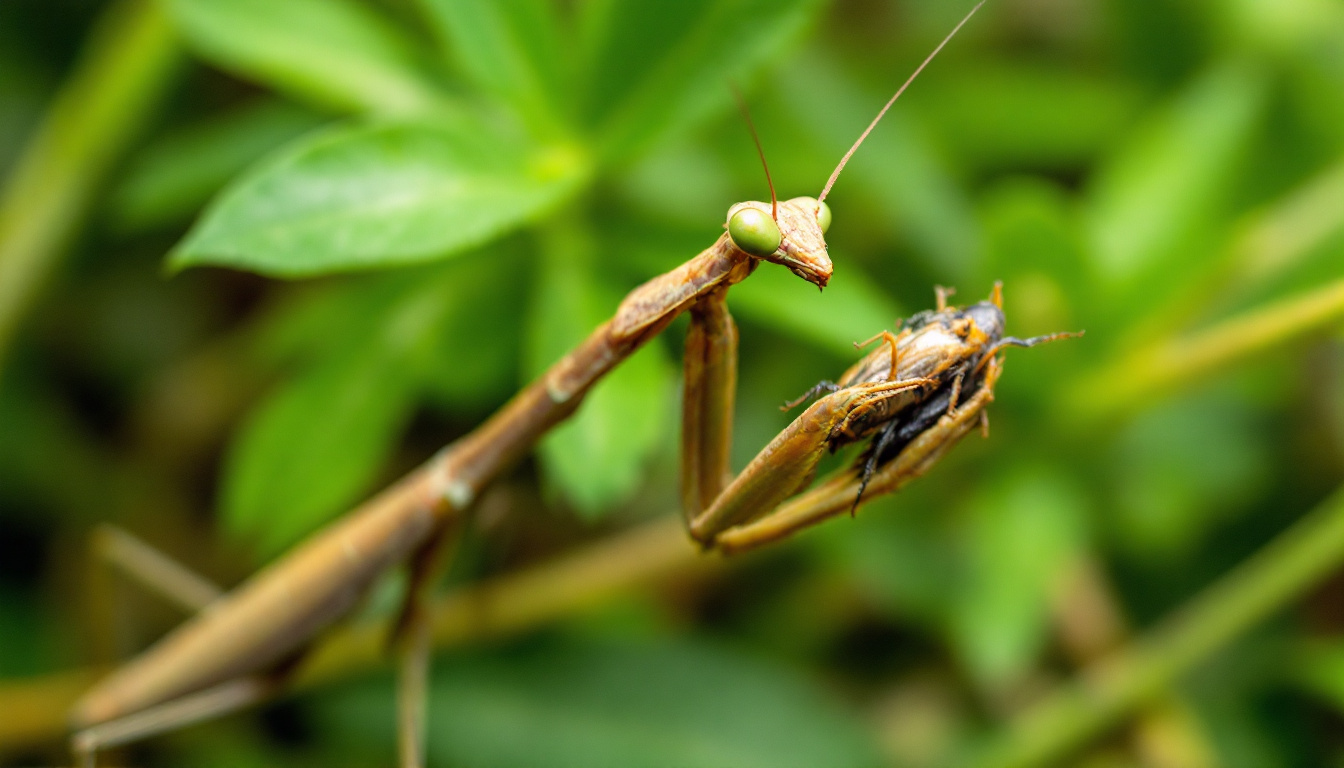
815 200 832 233
728 207 782 257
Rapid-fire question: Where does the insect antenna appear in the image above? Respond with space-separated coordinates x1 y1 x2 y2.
817 0 988 204
731 84 777 220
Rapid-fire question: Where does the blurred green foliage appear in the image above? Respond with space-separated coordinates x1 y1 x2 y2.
2 0 1344 766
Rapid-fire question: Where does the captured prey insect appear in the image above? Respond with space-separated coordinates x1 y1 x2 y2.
67 5 990 767
687 283 1082 554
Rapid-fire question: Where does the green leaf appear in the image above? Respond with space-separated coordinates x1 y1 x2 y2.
526 224 674 518
221 268 472 556
581 0 824 162
110 100 325 231
418 0 569 130
221 345 416 557
166 0 443 114
313 637 884 768
730 260 903 357
1294 640 1344 716
950 467 1089 688
1086 60 1269 290
921 60 1144 172
171 117 589 277
1109 393 1269 559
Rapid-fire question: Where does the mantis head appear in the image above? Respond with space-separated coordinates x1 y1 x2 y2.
725 196 833 288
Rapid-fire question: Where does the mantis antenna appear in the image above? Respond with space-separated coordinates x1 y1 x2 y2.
817 0 988 204
731 84 778 220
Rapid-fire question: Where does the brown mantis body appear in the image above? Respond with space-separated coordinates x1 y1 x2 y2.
69 5 993 765
71 196 832 760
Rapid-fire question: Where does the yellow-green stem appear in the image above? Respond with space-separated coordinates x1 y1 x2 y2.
1068 277 1344 419
0 0 180 371
969 483 1344 768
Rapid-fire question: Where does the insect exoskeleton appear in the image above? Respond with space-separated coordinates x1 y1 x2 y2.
725 196 833 287
690 282 1081 546
786 281 1083 511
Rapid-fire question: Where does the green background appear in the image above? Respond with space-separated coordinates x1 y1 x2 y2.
2 0 1344 766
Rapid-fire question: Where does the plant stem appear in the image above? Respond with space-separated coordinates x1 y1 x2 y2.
0 0 180 371
1067 277 1344 419
967 483 1344 768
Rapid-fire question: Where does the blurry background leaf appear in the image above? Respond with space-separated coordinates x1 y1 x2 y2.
581 0 824 162
109 100 325 231
171 117 589 276
312 636 884 768
1086 60 1270 305
220 334 418 557
166 0 443 114
949 467 1089 689
419 0 570 132
221 265 483 555
1109 392 1269 560
921 61 1145 173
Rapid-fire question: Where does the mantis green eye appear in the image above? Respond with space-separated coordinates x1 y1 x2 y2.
815 201 832 233
728 208 781 257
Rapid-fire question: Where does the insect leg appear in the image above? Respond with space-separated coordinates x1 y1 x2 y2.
713 359 1004 554
689 394 852 544
972 331 1084 375
92 525 223 614
781 380 840 410
947 369 965 413
935 285 956 311
389 522 460 768
852 419 900 515
681 287 739 521
72 676 279 767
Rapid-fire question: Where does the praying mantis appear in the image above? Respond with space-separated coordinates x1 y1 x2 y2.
68 4 998 766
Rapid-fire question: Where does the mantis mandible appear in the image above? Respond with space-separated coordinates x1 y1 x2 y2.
68 4 988 766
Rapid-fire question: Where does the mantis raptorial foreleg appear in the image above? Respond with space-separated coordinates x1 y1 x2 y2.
92 525 223 615
73 677 280 765
713 358 1006 554
682 286 741 519
70 198 831 765
691 283 1081 552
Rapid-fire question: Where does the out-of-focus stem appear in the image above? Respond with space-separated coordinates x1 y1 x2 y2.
1049 557 1216 768
0 514 702 754
0 0 180 370
1068 277 1344 419
969 483 1344 768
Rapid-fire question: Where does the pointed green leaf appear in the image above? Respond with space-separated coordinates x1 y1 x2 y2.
167 0 442 114
221 346 417 558
170 117 589 277
221 268 472 556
